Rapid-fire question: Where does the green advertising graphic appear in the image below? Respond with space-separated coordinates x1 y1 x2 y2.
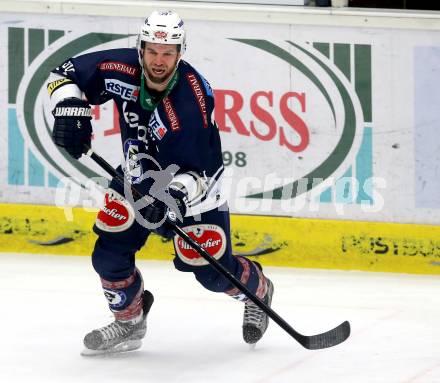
7 26 373 206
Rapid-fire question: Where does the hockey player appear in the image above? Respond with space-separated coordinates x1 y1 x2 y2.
48 10 274 355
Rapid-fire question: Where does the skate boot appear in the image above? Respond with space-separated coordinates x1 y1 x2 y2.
242 278 274 345
81 290 154 356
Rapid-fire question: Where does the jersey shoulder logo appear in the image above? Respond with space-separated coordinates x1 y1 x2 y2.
55 60 75 76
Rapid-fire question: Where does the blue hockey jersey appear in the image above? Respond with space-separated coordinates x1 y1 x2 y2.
49 48 225 214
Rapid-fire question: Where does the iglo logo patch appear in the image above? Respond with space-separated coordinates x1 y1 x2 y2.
103 289 127 308
154 31 168 40
96 189 135 232
174 224 227 266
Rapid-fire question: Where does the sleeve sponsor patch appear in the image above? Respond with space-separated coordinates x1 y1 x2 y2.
162 96 181 131
99 61 139 76
186 73 208 128
47 78 73 96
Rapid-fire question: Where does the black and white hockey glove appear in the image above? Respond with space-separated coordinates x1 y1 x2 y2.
52 98 92 159
144 187 187 239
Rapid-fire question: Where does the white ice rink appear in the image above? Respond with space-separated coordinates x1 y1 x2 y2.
1 252 440 383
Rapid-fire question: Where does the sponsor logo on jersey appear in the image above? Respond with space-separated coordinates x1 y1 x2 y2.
99 61 138 76
104 79 139 101
124 139 145 184
174 224 227 266
186 73 208 128
154 30 168 40
103 289 127 308
162 96 180 131
96 189 135 232
149 109 168 140
46 78 73 96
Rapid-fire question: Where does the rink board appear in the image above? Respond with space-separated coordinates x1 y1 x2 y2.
2 11 440 227
0 203 439 275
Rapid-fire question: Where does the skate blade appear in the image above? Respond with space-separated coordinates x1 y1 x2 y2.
248 343 257 350
81 339 142 356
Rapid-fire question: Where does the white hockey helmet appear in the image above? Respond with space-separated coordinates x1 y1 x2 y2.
138 10 186 55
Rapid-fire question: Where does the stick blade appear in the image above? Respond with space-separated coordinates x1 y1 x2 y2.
299 320 351 350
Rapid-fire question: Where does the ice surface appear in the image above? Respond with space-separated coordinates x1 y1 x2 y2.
1 252 440 383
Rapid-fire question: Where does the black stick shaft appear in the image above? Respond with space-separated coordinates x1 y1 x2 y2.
86 149 350 349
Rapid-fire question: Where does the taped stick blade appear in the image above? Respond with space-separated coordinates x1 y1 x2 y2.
299 321 351 350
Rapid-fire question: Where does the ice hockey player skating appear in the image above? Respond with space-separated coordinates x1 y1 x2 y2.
47 10 274 355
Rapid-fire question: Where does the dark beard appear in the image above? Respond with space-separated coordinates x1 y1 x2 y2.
145 58 178 85
148 71 171 84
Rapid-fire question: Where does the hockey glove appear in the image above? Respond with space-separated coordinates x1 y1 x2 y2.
52 98 92 159
144 187 187 239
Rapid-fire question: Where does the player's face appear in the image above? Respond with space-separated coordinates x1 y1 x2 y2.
142 43 180 86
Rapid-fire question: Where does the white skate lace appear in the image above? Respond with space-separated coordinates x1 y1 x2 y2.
243 302 265 329
99 321 133 344
243 279 273 330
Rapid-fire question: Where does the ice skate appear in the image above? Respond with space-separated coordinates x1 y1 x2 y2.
242 279 274 345
81 290 154 356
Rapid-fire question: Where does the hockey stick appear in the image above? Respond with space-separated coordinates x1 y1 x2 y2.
86 148 350 350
